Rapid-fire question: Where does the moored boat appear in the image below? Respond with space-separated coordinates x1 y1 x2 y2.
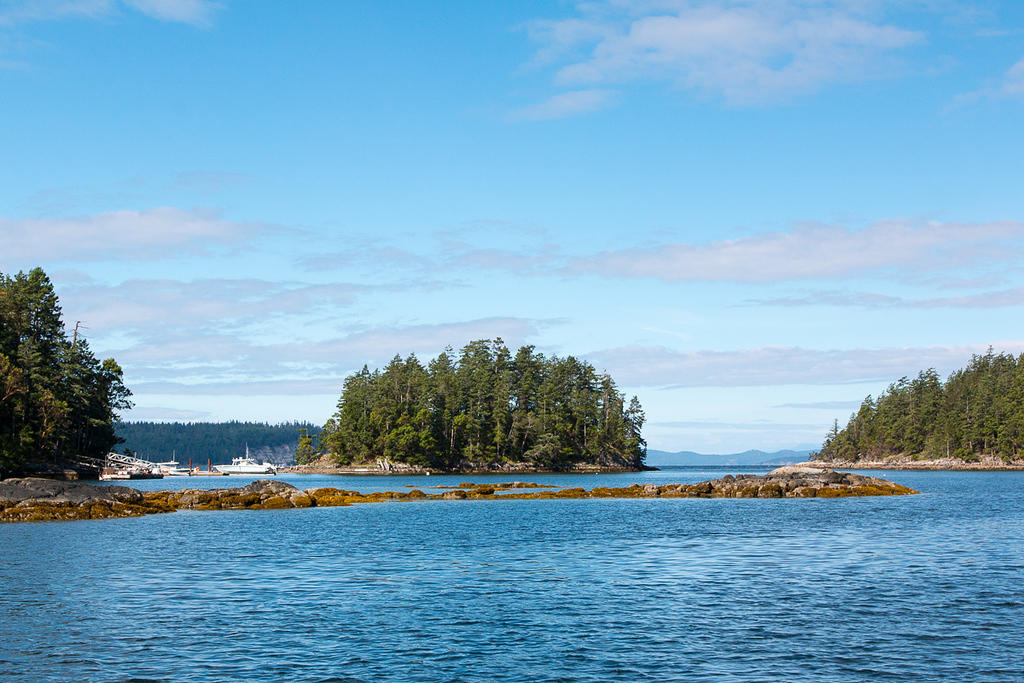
155 460 193 476
213 446 277 475
99 468 164 480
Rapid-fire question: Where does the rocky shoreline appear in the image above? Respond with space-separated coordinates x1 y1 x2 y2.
798 457 1024 471
0 466 917 523
284 456 653 476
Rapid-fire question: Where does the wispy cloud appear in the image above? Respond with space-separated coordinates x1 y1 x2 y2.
122 0 217 26
58 278 366 337
951 55 1024 106
1 207 282 263
1002 57 1024 96
568 220 1024 283
587 342 1024 388
653 419 823 432
297 225 561 277
0 0 218 26
126 405 213 421
772 400 862 410
295 218 1024 288
0 0 109 26
749 285 1024 309
104 317 555 395
523 0 924 107
509 89 617 121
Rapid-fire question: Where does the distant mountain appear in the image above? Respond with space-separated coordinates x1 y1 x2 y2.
645 448 812 466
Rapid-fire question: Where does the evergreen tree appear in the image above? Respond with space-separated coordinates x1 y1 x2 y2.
1 268 132 474
815 350 1024 463
313 339 646 470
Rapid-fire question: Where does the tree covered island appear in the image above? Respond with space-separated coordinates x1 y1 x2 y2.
298 339 648 472
813 349 1024 466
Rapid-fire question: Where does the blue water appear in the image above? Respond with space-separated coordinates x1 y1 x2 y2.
90 466 781 493
2 468 1023 682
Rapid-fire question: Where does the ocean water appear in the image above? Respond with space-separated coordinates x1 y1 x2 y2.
2 467 1023 682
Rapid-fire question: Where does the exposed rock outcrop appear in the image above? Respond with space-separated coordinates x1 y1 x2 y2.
166 480 314 511
677 466 918 498
0 467 917 523
0 478 176 522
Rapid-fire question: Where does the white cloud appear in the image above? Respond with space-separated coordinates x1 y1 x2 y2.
568 220 1024 282
122 0 216 25
587 341 1024 387
510 89 617 121
297 225 561 276
294 218 1024 287
652 419 823 431
0 0 110 26
524 0 924 105
1 207 279 263
0 0 217 26
125 405 213 421
750 285 1024 309
103 317 553 395
58 278 364 336
773 400 863 410
1003 57 1024 96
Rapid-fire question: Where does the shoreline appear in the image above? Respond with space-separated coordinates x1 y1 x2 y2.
284 463 657 476
0 468 918 523
797 459 1024 471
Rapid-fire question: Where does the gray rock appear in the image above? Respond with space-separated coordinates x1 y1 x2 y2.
235 480 301 496
0 477 143 505
767 465 824 477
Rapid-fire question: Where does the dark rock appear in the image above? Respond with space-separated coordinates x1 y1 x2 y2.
169 480 313 510
819 470 847 484
0 478 143 505
693 466 918 498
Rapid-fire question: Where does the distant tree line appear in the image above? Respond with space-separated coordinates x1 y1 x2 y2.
116 421 321 465
1 268 131 475
815 349 1024 462
308 338 646 470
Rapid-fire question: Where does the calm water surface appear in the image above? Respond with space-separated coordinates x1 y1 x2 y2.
2 467 1023 682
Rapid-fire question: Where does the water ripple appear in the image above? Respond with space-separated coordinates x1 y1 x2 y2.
2 470 1024 681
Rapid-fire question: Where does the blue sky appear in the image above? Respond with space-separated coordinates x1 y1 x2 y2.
2 0 1023 452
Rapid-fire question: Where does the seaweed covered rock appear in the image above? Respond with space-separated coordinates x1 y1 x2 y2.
665 467 919 498
0 465 919 524
168 480 314 510
0 477 176 522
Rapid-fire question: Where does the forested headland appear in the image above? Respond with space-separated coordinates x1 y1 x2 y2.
305 339 647 471
116 421 320 465
814 349 1024 463
1 268 131 476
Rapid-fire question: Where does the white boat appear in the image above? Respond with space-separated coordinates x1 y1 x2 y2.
156 460 192 476
99 468 163 480
213 446 277 475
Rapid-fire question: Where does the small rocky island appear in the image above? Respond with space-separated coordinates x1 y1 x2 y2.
0 467 917 523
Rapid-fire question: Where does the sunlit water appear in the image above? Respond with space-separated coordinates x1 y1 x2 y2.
2 468 1023 682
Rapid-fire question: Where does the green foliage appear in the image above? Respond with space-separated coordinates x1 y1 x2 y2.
0 268 132 474
115 420 321 465
295 427 317 464
316 338 646 470
815 348 1024 462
